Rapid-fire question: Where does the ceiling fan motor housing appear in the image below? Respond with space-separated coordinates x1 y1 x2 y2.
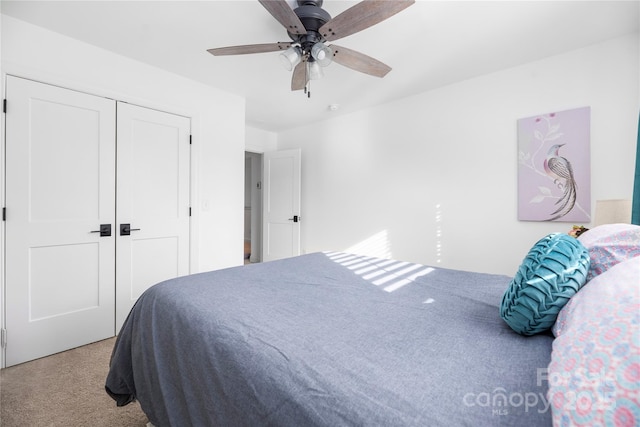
290 1 331 50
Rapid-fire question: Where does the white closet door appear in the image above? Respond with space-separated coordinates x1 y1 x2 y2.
5 76 116 367
115 102 191 331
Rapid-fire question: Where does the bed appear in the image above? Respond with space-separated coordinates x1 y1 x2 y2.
105 224 640 427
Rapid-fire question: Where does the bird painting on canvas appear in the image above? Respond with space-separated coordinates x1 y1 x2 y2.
517 107 591 223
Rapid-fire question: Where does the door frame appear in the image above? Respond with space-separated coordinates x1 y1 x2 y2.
245 151 263 263
0 72 199 368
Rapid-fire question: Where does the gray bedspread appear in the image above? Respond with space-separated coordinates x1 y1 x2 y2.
106 252 553 426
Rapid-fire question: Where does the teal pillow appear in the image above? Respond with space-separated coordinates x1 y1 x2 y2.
500 233 590 336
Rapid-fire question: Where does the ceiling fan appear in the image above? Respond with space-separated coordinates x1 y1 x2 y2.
207 0 415 97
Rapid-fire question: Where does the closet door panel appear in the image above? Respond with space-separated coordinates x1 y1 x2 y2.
5 76 116 367
115 102 190 331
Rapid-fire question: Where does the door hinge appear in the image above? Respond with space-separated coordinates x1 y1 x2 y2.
2 207 5 221
1 329 6 349
189 207 192 217
189 135 192 145
3 99 6 114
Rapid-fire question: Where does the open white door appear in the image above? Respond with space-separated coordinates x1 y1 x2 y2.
115 102 191 331
5 76 116 367
262 148 301 262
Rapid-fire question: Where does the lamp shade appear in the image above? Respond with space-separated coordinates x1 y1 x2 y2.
308 61 324 80
311 43 333 67
594 199 632 226
279 46 302 71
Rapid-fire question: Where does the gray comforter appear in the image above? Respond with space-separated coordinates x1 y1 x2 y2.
106 252 553 426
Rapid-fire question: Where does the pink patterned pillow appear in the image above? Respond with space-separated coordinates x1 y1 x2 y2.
578 224 640 282
548 257 640 426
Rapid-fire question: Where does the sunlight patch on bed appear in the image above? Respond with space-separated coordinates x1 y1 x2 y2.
324 251 435 293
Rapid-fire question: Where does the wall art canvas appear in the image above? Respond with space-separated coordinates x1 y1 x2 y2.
518 107 591 222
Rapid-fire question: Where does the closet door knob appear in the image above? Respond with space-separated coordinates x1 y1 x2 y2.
120 224 141 236
90 224 111 237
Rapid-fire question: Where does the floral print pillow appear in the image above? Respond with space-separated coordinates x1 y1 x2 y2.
578 224 640 282
549 256 640 426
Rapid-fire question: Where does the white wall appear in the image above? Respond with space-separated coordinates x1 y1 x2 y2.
246 125 277 153
277 34 640 276
0 15 246 273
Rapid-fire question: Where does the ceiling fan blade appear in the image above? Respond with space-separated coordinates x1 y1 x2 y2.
320 0 415 42
258 0 307 35
207 42 292 56
291 61 307 91
330 45 391 78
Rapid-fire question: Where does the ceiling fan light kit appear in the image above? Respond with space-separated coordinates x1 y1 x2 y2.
208 0 415 96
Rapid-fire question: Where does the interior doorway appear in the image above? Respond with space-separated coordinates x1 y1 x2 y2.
245 152 263 263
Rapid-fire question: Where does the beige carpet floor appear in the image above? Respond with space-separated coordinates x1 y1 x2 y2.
0 337 148 426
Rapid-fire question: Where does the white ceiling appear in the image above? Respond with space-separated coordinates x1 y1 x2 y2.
2 1 638 132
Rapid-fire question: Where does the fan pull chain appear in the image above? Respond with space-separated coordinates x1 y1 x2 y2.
304 60 311 98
